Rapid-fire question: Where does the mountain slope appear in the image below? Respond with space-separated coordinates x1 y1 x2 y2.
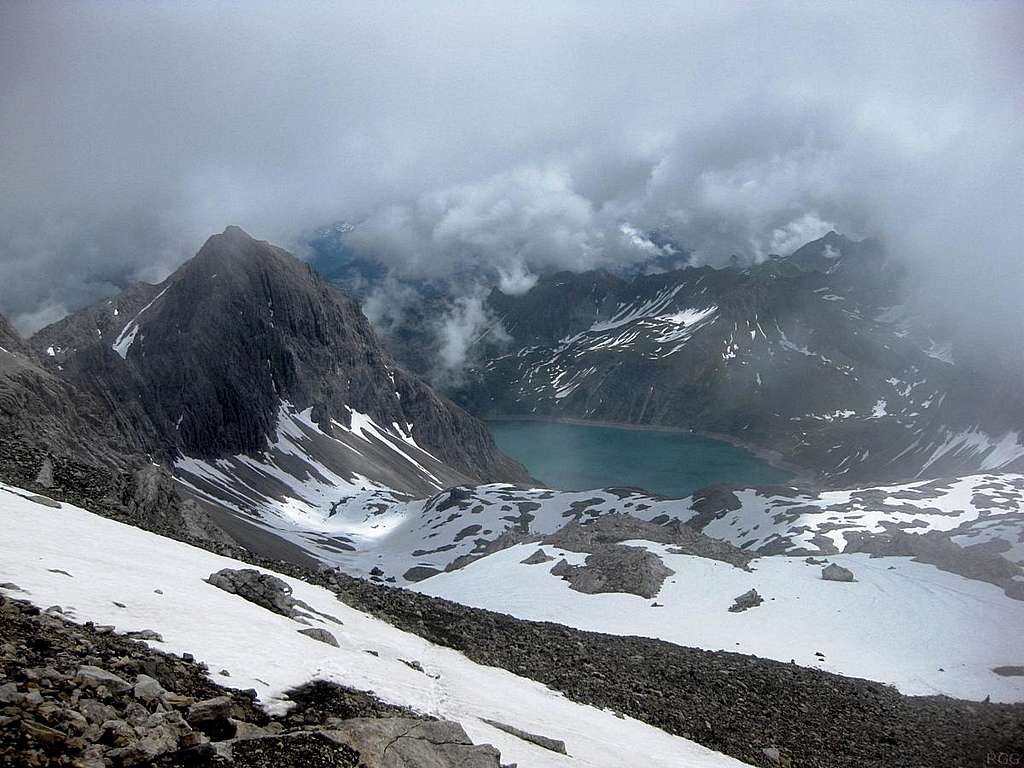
0 484 745 768
0 315 125 467
456 233 1024 483
30 227 527 508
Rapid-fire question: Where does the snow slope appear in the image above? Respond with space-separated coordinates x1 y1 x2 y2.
415 542 1024 703
0 483 745 768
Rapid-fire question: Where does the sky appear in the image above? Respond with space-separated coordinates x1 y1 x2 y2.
1 1 1022 340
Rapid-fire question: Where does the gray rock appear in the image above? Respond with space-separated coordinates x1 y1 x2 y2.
549 547 674 599
187 696 234 724
34 457 54 488
126 629 164 642
133 674 166 703
993 666 1024 677
229 718 270 740
729 589 764 613
480 718 567 754
821 564 855 582
206 568 301 617
0 682 21 704
298 627 339 647
324 717 501 767
520 549 554 565
78 699 118 725
76 665 131 692
763 745 783 764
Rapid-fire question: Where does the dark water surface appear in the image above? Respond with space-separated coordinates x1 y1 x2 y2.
488 419 791 498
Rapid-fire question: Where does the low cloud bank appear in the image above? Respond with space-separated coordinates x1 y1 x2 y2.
0 2 1020 354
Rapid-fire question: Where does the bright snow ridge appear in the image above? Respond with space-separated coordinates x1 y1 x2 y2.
0 484 744 768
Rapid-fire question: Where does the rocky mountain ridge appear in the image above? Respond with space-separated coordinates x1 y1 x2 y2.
25 227 527 498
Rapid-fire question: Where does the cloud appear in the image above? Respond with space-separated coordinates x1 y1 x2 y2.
0 1 1021 350
497 262 539 296
433 292 510 384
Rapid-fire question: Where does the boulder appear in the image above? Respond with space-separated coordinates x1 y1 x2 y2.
187 695 235 724
520 549 554 565
133 674 166 703
480 718 567 754
76 665 131 692
729 589 764 613
206 568 300 617
821 564 855 582
297 627 339 647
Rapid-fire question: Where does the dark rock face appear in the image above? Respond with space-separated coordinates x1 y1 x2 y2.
29 227 527 492
543 513 752 569
845 530 1023 599
0 321 125 468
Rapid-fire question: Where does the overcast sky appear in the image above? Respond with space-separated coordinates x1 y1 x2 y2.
1 1 1021 338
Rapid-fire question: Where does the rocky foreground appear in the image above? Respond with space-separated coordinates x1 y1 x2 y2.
0 595 505 767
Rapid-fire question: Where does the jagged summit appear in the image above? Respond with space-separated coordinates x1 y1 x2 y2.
27 229 527 499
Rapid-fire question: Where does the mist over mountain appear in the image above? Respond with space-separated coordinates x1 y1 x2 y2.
2 2 1022 369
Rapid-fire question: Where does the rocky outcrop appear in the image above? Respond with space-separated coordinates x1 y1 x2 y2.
845 529 1024 600
549 547 674 599
543 513 752 568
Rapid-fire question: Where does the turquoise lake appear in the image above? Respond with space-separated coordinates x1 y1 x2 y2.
487 420 791 498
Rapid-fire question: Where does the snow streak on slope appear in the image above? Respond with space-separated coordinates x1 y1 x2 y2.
0 484 746 768
110 286 168 359
416 542 1024 703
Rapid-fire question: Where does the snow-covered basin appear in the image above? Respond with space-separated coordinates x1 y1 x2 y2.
416 542 1024 703
0 484 745 768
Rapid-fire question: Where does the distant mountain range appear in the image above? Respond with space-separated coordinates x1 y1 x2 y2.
447 232 1024 484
